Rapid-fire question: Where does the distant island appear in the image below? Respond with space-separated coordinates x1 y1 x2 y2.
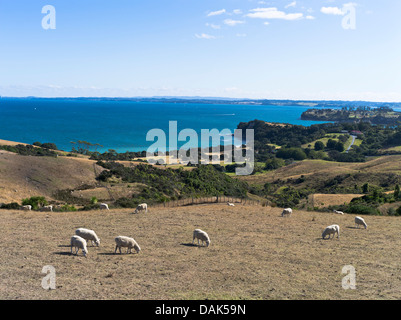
301 106 401 125
2 96 401 110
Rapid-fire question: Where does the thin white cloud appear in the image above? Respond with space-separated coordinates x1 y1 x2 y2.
247 7 303 20
285 1 297 9
224 19 245 26
207 9 226 17
306 15 315 20
320 7 345 15
206 23 221 29
233 9 242 15
236 33 247 37
195 33 216 39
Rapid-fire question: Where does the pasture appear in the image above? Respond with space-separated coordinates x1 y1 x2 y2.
0 204 400 300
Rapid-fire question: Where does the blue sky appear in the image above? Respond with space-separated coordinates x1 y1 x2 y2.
0 0 400 101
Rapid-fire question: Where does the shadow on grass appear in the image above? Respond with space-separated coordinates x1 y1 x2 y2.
97 252 120 256
180 243 201 247
54 251 73 256
97 252 140 255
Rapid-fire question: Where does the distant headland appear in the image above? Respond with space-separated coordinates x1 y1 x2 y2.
301 106 401 125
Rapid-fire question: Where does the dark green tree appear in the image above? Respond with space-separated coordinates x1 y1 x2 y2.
395 184 400 199
314 141 325 151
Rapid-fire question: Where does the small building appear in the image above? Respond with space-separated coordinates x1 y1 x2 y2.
350 130 363 136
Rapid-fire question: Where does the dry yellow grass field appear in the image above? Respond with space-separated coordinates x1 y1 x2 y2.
308 194 364 209
0 151 103 203
0 204 400 300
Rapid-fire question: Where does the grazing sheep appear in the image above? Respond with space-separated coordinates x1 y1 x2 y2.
134 203 148 214
334 210 344 215
99 203 109 210
281 208 292 217
227 202 235 207
355 216 368 229
322 224 340 240
75 228 100 247
20 205 32 211
192 229 211 247
114 236 141 254
70 235 88 257
40 205 53 212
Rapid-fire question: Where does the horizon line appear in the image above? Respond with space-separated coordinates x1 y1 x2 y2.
1 96 400 104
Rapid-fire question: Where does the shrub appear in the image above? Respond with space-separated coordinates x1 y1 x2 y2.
22 196 48 210
314 141 325 151
346 204 380 216
56 204 77 212
276 148 307 161
0 202 20 210
265 158 285 170
41 142 58 150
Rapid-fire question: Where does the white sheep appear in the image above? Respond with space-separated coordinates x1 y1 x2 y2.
99 203 109 210
322 224 340 240
334 210 344 215
20 205 32 211
355 216 368 229
134 203 148 214
192 229 211 247
281 208 292 217
70 235 88 257
114 236 141 254
227 202 235 207
75 228 100 247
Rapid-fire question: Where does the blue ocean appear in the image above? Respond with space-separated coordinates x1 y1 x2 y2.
0 98 331 153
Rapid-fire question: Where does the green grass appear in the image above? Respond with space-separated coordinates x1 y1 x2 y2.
384 146 401 152
302 133 343 149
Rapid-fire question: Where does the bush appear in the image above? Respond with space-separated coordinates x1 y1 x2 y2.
41 142 58 150
55 204 77 212
314 141 325 151
265 158 285 170
327 139 337 149
0 202 20 210
0 144 57 157
22 196 48 210
346 204 380 216
276 148 307 161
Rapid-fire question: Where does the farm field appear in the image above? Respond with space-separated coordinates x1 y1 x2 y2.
0 204 400 300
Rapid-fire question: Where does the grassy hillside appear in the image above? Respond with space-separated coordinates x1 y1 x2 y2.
236 156 401 192
0 204 400 300
0 150 103 204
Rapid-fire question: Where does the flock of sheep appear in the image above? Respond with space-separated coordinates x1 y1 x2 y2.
68 202 211 257
70 228 142 258
280 207 368 240
24 200 368 257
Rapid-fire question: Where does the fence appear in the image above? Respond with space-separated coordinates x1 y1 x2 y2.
151 196 263 209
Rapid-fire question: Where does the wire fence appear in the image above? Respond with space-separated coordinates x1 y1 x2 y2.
151 196 263 209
